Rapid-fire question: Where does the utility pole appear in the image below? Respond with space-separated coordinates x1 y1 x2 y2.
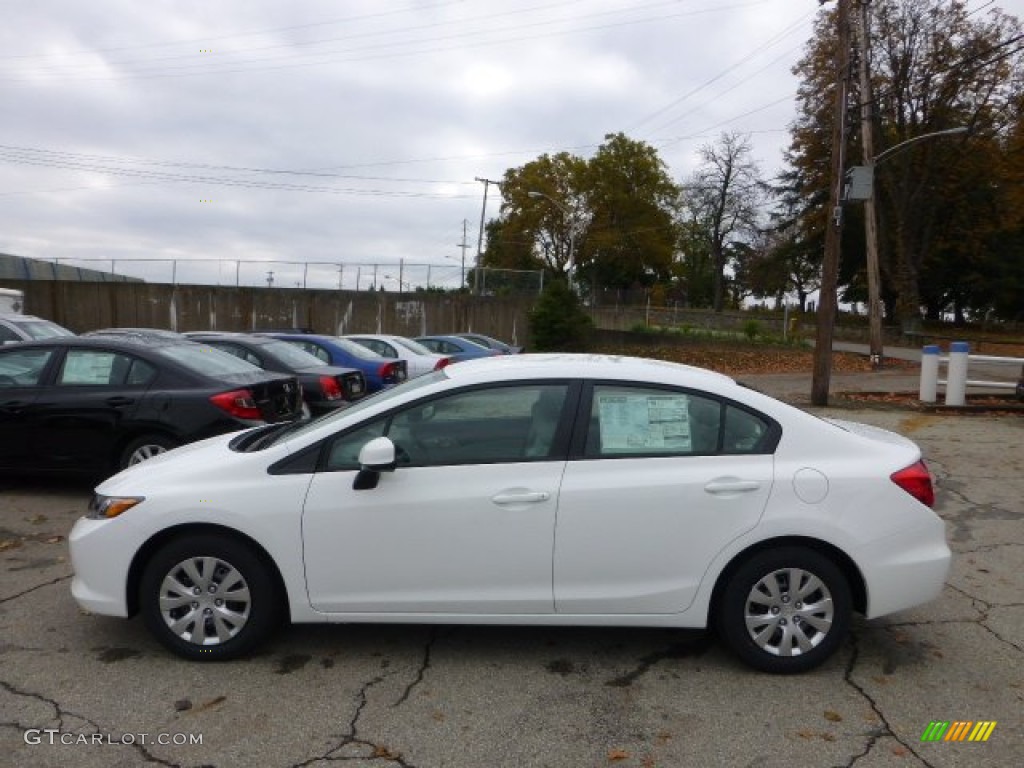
266 270 274 288
474 177 501 295
812 0 853 406
856 0 884 369
457 219 471 290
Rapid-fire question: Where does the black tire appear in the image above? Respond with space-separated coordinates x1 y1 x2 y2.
119 433 179 469
139 534 281 661
716 546 851 674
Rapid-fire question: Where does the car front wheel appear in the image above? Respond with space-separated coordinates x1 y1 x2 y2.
140 534 281 661
716 546 851 674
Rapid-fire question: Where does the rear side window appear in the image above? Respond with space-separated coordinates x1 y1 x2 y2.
57 350 154 386
583 384 775 457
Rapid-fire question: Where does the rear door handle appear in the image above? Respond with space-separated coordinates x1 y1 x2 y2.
491 491 550 505
704 479 761 495
105 396 135 407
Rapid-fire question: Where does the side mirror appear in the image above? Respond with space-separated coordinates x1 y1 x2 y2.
353 436 396 490
358 436 397 472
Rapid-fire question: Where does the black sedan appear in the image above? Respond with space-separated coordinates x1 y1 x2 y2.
0 337 304 475
184 333 367 414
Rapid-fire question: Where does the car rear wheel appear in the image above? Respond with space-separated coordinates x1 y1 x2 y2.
140 534 281 661
120 434 179 469
716 547 851 674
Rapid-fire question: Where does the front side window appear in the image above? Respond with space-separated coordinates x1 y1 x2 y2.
584 385 772 457
0 348 55 386
323 383 569 471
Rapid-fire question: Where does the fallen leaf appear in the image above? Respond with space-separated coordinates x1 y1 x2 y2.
47 535 64 544
373 746 400 760
25 514 47 524
892 746 908 756
608 748 630 761
824 710 843 723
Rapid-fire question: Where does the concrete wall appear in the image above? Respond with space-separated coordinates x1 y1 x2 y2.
4 280 534 346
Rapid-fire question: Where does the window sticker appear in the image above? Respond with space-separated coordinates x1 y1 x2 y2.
61 352 115 385
597 393 691 453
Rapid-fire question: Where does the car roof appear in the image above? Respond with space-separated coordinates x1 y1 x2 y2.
5 335 190 351
442 353 736 388
187 332 274 344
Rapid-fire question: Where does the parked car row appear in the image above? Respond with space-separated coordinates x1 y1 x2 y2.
0 324 522 476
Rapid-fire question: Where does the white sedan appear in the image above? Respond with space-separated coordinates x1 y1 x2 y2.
344 333 450 377
69 354 950 673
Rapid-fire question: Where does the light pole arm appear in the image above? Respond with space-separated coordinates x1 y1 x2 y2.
873 127 968 166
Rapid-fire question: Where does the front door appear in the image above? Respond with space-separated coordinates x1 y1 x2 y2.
302 382 574 614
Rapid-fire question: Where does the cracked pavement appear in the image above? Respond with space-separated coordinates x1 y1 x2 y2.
1 405 1021 767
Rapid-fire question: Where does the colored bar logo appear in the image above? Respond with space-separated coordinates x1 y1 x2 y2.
921 721 997 742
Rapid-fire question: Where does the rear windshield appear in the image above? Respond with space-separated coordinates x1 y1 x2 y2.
11 319 74 339
262 339 327 368
392 337 434 356
158 343 263 376
332 337 384 360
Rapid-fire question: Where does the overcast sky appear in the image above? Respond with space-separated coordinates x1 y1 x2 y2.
2 0 1021 291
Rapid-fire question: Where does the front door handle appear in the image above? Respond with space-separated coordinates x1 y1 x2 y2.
491 491 550 505
105 396 135 407
704 479 761 495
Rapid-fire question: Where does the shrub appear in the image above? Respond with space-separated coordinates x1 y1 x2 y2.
529 279 594 351
743 319 762 341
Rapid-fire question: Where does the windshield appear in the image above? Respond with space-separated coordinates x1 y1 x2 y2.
263 339 327 368
392 337 434 356
158 343 263 375
333 336 384 360
263 368 448 446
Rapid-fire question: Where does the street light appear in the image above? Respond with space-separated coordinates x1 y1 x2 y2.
849 126 968 367
527 190 575 289
384 274 412 293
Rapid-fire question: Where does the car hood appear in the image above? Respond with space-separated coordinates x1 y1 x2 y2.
96 429 291 495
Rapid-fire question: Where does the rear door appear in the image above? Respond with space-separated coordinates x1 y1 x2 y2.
30 347 152 471
554 382 776 615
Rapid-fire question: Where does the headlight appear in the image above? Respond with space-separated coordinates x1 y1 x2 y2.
87 495 145 520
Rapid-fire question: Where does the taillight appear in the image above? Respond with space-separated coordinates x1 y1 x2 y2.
434 356 451 370
210 389 262 420
891 460 934 508
320 375 343 400
379 362 396 382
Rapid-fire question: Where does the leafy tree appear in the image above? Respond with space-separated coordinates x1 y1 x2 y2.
581 133 681 293
491 134 680 301
788 0 1024 324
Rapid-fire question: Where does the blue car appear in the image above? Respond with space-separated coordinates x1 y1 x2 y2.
414 335 504 363
265 333 407 393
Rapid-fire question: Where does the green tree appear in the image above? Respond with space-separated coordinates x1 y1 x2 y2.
581 133 681 295
492 134 680 301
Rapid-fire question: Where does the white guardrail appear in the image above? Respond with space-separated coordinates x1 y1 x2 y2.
919 342 1024 405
